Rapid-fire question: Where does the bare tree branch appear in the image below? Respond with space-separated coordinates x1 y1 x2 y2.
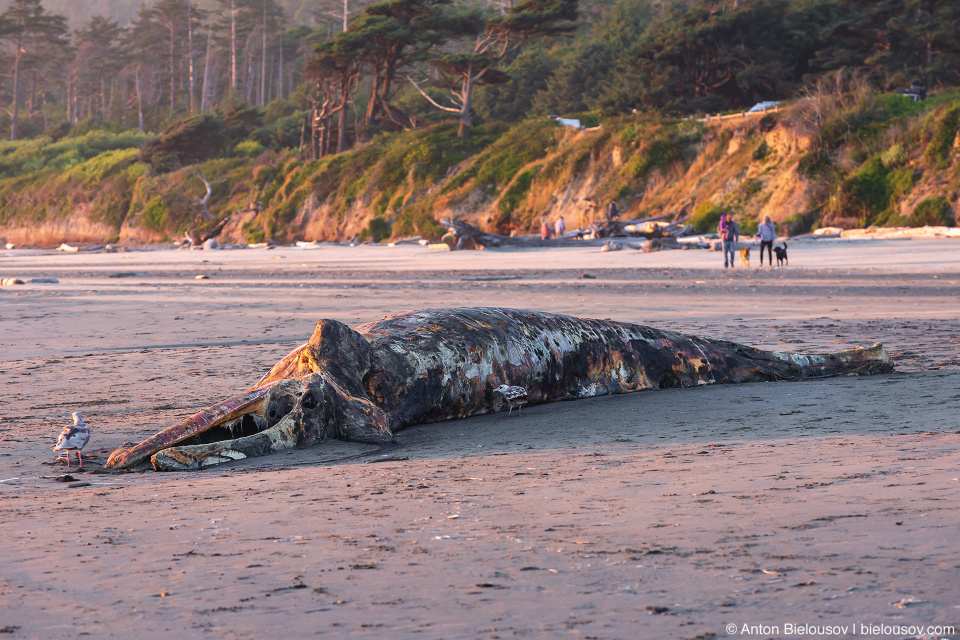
407 76 462 113
187 168 224 221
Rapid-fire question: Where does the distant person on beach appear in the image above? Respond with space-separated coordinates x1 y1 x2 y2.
554 216 566 237
717 213 728 258
540 215 553 239
607 201 619 221
756 215 776 267
720 215 739 268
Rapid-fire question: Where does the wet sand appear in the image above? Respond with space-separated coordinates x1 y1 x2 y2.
1 239 959 639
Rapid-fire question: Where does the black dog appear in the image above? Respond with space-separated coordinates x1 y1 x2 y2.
773 242 788 267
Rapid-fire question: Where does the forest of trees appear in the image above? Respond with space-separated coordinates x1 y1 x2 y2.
2 0 959 152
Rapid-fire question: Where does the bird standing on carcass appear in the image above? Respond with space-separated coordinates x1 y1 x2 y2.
494 384 529 415
54 412 90 469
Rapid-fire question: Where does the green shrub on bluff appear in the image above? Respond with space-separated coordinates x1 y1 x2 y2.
0 143 147 229
0 131 148 178
908 197 953 227
830 155 918 227
139 114 232 171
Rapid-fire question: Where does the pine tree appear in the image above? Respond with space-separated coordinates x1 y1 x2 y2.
350 0 457 129
72 16 123 122
0 0 69 139
311 29 366 154
214 0 283 102
409 0 578 137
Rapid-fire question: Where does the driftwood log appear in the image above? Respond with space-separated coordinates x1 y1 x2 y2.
442 218 699 249
643 237 713 252
443 219 580 248
185 217 230 247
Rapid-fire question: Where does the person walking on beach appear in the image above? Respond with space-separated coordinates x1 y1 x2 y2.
607 201 619 222
540 214 553 239
756 215 776 267
554 216 566 238
720 214 739 268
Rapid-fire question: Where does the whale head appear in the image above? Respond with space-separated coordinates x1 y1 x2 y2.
104 319 390 471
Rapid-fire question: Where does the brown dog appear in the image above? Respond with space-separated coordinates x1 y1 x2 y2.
739 246 751 268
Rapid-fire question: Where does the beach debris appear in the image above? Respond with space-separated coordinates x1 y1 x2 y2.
591 214 696 240
457 236 481 250
601 241 623 252
441 231 458 249
54 412 91 469
295 241 322 249
387 236 422 247
105 307 895 472
890 597 926 609
183 219 230 249
1 278 25 286
109 272 138 278
5 242 14 250
834 226 960 240
27 278 58 284
644 237 701 252
441 218 571 248
580 273 597 279
623 219 670 235
195 275 210 280
444 217 695 248
493 384 528 415
428 243 451 251
202 238 219 250
57 243 79 252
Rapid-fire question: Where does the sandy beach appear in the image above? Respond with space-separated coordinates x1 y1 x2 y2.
1 238 959 639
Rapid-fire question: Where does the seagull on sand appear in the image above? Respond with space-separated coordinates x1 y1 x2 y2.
493 384 528 415
54 412 91 469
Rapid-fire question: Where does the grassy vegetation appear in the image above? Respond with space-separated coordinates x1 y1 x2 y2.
622 124 701 180
0 131 148 178
0 139 147 228
908 197 952 226
920 104 960 170
442 120 558 195
689 201 729 234
496 168 540 230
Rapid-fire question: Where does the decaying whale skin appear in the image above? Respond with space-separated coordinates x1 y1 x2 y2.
104 307 894 471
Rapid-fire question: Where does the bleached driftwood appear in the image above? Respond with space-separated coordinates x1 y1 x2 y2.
442 217 700 250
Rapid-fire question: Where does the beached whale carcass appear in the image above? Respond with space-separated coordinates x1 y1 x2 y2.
104 307 894 471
